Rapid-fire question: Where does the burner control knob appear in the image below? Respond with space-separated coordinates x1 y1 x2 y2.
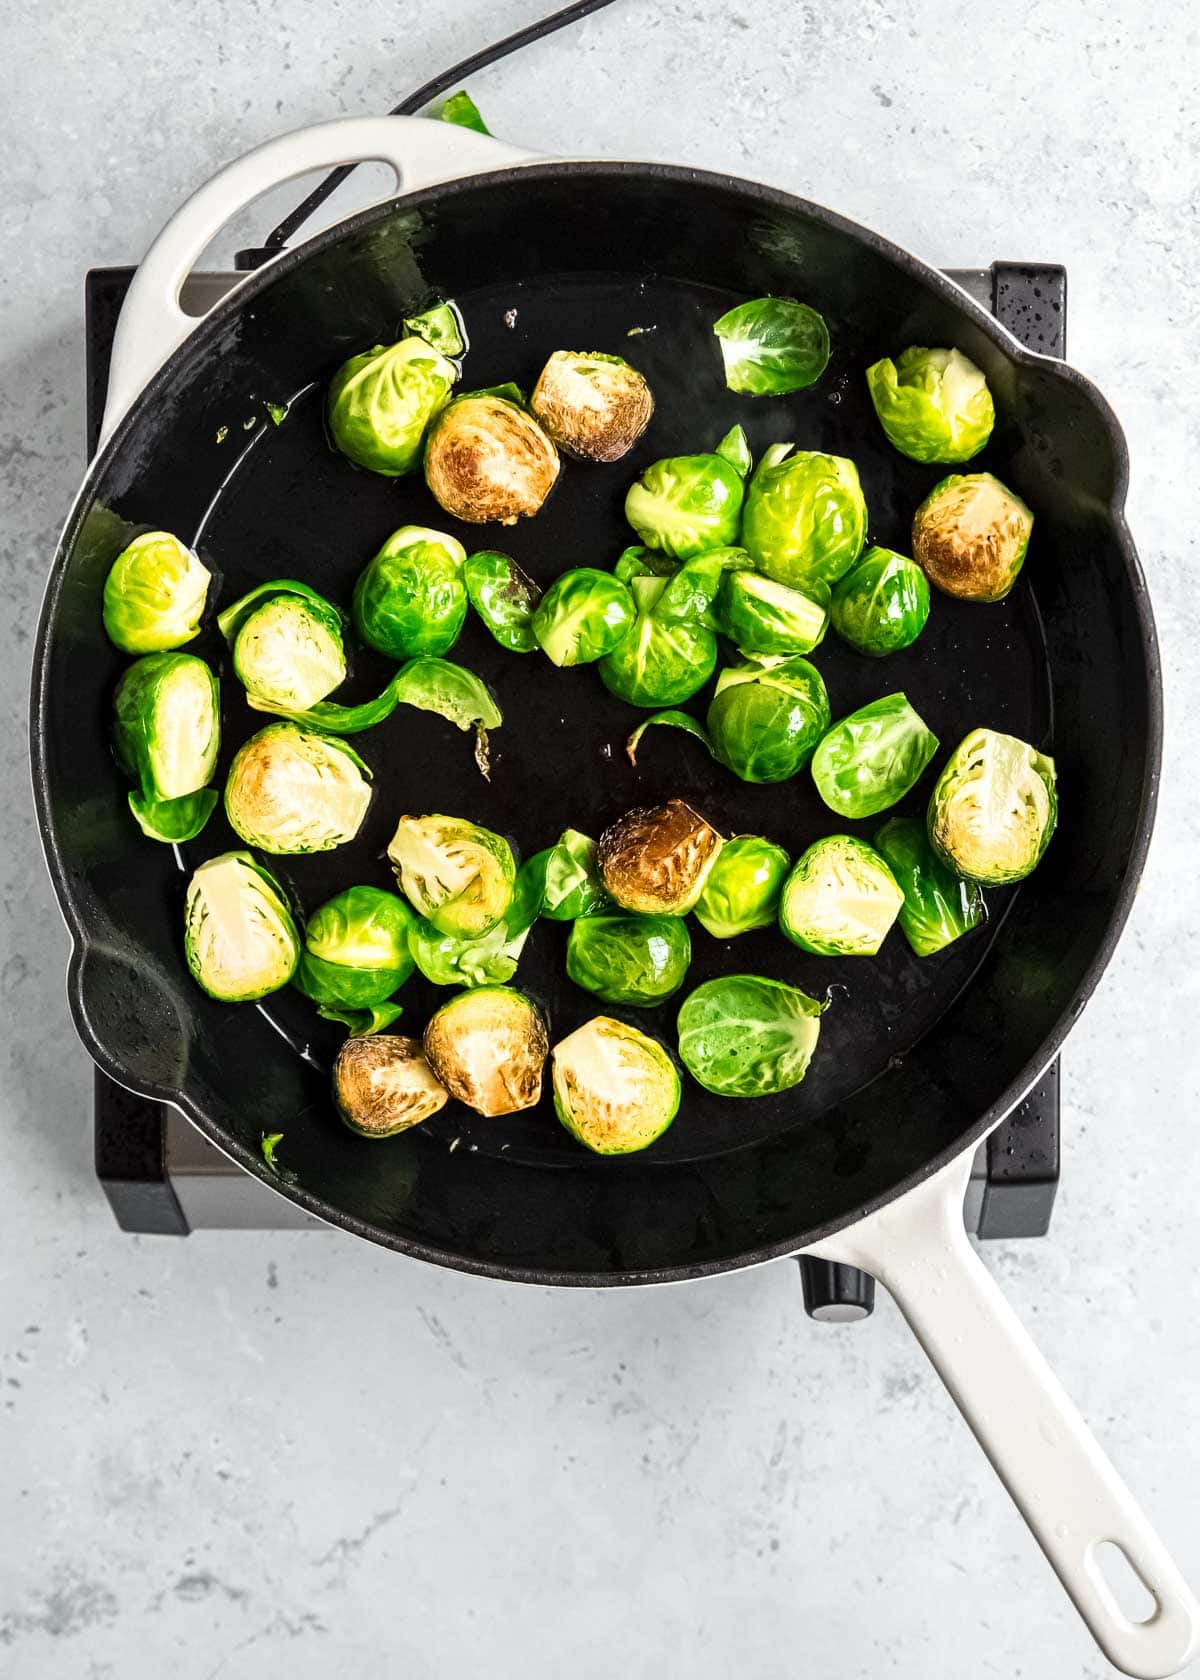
797 1258 875 1322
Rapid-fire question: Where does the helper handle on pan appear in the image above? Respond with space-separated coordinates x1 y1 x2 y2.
808 1154 1200 1678
100 116 539 445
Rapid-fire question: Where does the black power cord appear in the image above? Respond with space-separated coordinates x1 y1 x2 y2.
237 0 623 268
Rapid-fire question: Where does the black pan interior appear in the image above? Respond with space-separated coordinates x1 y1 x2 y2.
35 165 1156 1281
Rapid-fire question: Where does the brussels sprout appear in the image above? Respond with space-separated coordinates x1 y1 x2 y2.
334 1034 448 1138
706 655 830 783
404 300 467 358
407 854 543 988
712 296 831 395
328 337 458 476
352 526 468 660
530 350 654 463
874 815 987 957
676 975 822 1097
113 651 220 843
321 1000 406 1038
717 570 828 655
624 451 745 560
598 798 723 916
829 545 930 656
613 545 676 582
693 834 790 939
779 835 904 956
866 347 994 464
714 424 753 477
597 600 716 709
741 445 867 591
439 89 489 133
388 814 516 939
533 568 636 666
424 391 560 525
463 549 541 652
928 728 1057 885
567 914 691 1007
218 579 347 711
811 693 939 819
625 710 714 767
552 1017 680 1154
423 986 548 1116
912 472 1033 602
184 851 300 1002
654 548 755 630
102 531 211 654
224 723 372 854
532 829 610 921
293 886 415 1019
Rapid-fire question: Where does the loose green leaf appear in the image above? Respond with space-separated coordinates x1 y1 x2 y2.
318 1000 406 1036
714 423 753 477
404 301 467 358
625 710 714 767
874 815 987 957
395 657 503 778
713 297 831 395
261 1130 298 1184
531 830 610 920
439 90 490 134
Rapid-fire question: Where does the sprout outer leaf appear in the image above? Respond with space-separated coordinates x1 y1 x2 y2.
811 693 940 820
874 815 987 957
625 710 714 767
677 975 823 1097
463 549 542 652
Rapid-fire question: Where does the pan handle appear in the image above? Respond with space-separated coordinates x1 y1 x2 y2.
100 116 540 446
807 1153 1200 1678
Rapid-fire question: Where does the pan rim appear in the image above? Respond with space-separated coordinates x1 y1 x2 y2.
30 159 1163 1284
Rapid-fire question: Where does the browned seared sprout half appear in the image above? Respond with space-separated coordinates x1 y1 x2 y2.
424 393 559 525
598 798 723 916
530 351 654 463
423 986 549 1117
334 1034 449 1138
911 472 1033 602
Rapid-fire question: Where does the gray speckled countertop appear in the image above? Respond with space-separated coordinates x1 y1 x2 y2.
2 3 1198 1676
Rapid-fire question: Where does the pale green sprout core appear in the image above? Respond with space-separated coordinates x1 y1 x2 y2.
224 723 372 854
552 1017 680 1155
184 852 300 1003
928 728 1057 884
388 814 516 939
779 835 904 957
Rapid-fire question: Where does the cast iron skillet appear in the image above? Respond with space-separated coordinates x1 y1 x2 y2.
29 119 1195 1674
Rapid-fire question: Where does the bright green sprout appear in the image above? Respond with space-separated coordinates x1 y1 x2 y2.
866 346 994 464
102 531 211 654
677 974 823 1097
778 835 904 956
552 1017 680 1154
811 692 939 819
712 296 831 395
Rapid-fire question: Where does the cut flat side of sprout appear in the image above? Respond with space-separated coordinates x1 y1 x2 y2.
530 351 654 463
928 728 1056 884
223 724 372 854
334 1034 448 1137
425 395 560 525
184 852 299 1002
423 987 548 1117
780 836 904 957
598 798 724 915
387 815 516 939
552 1017 680 1154
233 595 347 711
912 472 1033 602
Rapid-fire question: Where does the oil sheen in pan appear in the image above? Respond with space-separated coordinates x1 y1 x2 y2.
186 269 1052 1170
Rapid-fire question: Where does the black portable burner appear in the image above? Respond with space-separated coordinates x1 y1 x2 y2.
84 259 1064 1316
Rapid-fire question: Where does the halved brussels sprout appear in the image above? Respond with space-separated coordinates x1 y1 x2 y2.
928 728 1057 884
424 391 560 524
597 590 717 708
712 296 831 395
530 351 654 462
423 986 548 1116
388 814 516 939
533 568 636 666
829 545 931 656
874 815 987 957
741 445 867 591
463 549 542 652
184 851 300 1002
779 835 903 956
294 886 415 1017
693 834 790 939
677 974 822 1097
706 655 830 783
218 579 346 711
811 693 939 819
717 570 828 655
598 798 723 916
866 347 994 464
224 723 372 854
552 1017 680 1154
328 337 458 476
352 526 468 660
566 914 691 1007
624 450 745 559
113 651 220 843
334 1034 448 1137
530 829 610 921
912 472 1033 602
103 531 211 654
407 854 543 988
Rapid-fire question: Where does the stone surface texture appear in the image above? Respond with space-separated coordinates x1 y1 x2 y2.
1 1 1197 1676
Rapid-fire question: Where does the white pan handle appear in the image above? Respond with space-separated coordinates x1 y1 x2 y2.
100 115 540 446
807 1153 1200 1678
